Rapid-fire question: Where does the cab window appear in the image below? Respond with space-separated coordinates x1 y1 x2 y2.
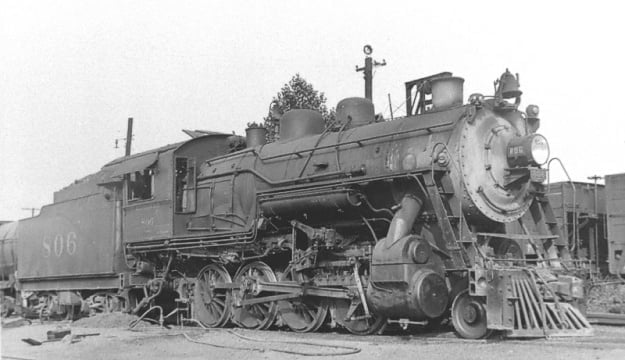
128 169 154 201
175 157 196 213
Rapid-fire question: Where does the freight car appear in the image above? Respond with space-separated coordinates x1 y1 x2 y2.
606 173 625 276
9 65 592 339
546 175 625 277
546 181 608 274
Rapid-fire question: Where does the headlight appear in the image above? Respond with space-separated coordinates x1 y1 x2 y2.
530 134 549 165
507 133 550 167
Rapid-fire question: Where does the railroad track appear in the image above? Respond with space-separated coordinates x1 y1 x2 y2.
587 312 625 326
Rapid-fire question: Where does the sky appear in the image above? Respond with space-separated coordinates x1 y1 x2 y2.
1 0 624 221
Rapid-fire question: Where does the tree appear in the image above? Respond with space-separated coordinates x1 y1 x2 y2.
262 74 335 142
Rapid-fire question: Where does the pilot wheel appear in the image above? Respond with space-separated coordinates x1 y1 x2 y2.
451 290 492 339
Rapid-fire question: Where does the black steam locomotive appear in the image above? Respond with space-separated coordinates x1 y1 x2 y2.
1 66 592 339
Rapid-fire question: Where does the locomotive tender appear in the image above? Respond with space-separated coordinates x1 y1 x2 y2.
6 67 592 338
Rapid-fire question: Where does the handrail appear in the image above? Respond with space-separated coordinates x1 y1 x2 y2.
547 157 578 254
205 120 455 166
197 167 365 186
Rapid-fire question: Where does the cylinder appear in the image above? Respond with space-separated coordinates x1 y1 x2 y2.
336 97 375 129
431 76 464 110
279 109 324 141
245 127 267 147
367 268 449 320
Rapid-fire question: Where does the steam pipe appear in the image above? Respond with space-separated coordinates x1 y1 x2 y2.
384 193 423 248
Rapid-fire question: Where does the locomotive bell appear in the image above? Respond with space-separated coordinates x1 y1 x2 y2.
430 76 464 110
497 69 522 99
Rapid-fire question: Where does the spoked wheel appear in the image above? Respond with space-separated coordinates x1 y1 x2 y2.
193 264 233 328
451 290 492 339
277 268 328 333
102 294 121 313
333 299 386 335
231 261 278 330
38 294 53 323
88 293 121 314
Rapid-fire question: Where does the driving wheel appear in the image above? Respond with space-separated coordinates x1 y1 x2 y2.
194 263 232 328
333 299 386 335
231 261 278 330
277 268 328 332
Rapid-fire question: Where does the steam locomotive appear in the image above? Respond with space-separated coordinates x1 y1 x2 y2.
1 67 592 339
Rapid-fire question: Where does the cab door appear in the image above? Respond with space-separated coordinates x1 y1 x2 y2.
119 152 173 243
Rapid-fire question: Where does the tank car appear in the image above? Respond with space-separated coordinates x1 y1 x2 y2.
121 69 591 338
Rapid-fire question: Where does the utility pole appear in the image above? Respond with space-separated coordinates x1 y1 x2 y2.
114 117 134 155
355 45 386 100
22 207 39 217
125 117 133 156
388 93 394 120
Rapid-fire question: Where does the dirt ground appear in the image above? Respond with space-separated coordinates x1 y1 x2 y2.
2 317 625 360
588 283 625 313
